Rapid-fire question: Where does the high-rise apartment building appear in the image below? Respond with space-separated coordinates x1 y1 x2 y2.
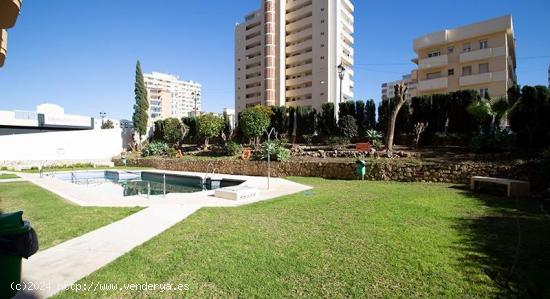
235 0 355 114
412 15 516 99
0 0 23 67
381 72 418 100
143 72 201 122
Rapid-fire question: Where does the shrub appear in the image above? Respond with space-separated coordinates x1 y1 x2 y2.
254 140 290 162
302 134 314 145
509 85 550 149
371 139 384 150
468 129 516 153
327 136 350 149
338 115 358 139
101 119 115 129
364 129 383 142
270 106 288 135
197 114 225 147
318 103 337 137
142 142 170 157
239 105 272 147
162 118 185 144
225 141 243 156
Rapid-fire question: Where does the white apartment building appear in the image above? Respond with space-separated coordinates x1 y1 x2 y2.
381 73 418 100
143 72 202 122
235 0 355 114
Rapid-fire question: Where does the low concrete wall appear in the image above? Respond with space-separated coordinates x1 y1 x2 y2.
115 157 533 185
0 129 125 168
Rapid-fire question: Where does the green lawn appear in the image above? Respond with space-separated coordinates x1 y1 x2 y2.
0 182 141 250
0 173 19 180
54 178 550 298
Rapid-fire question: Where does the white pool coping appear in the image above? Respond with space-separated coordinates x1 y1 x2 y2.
17 169 312 208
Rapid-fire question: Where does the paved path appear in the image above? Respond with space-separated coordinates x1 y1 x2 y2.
15 205 200 298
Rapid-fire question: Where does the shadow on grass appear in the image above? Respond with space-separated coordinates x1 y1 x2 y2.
452 187 550 297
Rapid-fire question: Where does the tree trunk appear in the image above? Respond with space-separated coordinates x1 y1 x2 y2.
385 84 408 151
385 105 403 151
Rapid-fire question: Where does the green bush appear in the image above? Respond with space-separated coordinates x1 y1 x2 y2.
469 129 516 153
364 129 383 142
253 140 290 162
302 134 314 145
142 142 170 157
225 141 243 156
197 114 225 146
338 115 358 139
327 136 350 149
238 105 272 146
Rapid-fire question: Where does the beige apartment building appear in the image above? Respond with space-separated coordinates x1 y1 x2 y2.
143 72 201 122
235 0 355 114
0 0 23 67
412 15 516 99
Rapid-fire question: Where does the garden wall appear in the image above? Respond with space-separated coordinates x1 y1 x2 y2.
115 157 535 185
0 129 126 169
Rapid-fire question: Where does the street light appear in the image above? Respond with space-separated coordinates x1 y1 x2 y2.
336 63 346 122
99 111 106 125
191 92 201 117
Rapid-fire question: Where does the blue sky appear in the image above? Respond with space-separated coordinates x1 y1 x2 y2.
0 0 549 120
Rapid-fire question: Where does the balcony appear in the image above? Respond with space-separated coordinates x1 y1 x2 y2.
286 51 312 64
0 0 22 29
459 71 506 87
460 46 506 63
286 75 312 87
418 54 448 70
286 27 312 44
286 86 312 98
417 77 448 92
0 29 6 67
286 63 312 76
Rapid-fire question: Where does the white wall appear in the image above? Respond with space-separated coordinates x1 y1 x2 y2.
0 129 125 167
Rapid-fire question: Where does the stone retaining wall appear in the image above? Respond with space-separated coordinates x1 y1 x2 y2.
115 157 534 185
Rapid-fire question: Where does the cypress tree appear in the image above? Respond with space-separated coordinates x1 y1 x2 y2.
365 99 376 130
132 60 149 145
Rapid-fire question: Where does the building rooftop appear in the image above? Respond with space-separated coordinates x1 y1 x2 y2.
413 15 514 51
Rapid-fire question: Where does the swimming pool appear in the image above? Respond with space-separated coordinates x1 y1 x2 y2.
53 170 245 197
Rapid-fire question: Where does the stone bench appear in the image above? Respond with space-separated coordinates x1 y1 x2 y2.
470 176 530 197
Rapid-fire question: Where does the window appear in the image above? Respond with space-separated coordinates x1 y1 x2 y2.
462 66 472 76
448 46 454 54
448 69 455 76
320 56 325 60
321 20 325 23
479 88 489 99
479 39 488 49
426 72 441 79
427 50 441 58
479 63 489 73
462 43 471 53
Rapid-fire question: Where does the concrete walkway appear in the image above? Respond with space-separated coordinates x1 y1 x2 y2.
16 205 200 298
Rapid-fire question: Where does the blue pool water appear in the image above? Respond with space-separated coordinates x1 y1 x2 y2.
53 171 244 197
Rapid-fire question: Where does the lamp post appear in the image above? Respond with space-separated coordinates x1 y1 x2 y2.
336 63 346 122
192 92 201 117
265 127 276 190
99 111 106 126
